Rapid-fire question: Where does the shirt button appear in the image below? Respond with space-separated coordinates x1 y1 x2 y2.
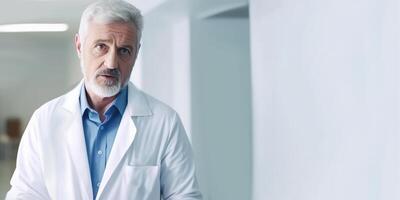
99 126 104 130
97 182 100 187
97 150 103 155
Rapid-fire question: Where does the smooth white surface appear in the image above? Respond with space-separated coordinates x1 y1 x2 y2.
191 0 247 18
171 18 192 137
0 34 72 134
190 18 252 200
140 8 192 137
250 0 400 199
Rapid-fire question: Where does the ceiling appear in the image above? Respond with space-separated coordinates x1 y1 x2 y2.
0 0 169 84
0 0 167 34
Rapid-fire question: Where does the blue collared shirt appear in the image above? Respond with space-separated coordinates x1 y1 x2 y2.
79 85 128 198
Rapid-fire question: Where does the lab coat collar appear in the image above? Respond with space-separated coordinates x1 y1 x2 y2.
61 80 153 117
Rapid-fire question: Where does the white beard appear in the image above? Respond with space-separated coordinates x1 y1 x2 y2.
80 59 121 98
85 77 120 98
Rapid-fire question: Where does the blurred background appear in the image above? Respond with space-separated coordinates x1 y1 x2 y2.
0 0 399 199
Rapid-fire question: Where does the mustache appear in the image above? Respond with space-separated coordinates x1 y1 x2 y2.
96 68 120 78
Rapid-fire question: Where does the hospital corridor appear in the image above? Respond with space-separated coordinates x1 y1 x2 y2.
0 0 400 199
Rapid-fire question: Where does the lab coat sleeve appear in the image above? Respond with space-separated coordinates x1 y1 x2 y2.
6 111 51 200
160 113 203 200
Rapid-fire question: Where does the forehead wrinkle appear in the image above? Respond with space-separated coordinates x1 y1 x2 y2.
86 22 138 48
94 38 113 44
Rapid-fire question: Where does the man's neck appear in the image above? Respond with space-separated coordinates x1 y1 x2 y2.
85 89 117 121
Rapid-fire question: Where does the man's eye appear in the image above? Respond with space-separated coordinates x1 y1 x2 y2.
95 44 107 52
119 48 131 55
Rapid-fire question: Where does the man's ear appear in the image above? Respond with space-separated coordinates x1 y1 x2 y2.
75 34 82 58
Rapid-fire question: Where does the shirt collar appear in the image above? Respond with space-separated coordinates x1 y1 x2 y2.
79 84 128 116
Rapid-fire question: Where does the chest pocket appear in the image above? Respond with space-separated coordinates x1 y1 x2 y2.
123 165 161 200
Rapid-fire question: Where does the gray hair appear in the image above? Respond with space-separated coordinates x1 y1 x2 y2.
78 0 143 46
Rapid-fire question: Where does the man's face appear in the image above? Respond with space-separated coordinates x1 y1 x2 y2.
75 21 139 98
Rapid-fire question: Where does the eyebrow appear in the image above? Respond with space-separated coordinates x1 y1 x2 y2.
93 39 134 51
93 39 113 44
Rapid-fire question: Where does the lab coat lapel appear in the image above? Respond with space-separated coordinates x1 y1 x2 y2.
62 80 93 200
96 105 137 199
65 112 93 200
96 82 152 199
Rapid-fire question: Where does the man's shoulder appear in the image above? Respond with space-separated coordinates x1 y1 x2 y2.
34 93 68 117
34 84 79 118
134 88 177 117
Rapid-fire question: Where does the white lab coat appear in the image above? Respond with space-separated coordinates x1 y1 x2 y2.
7 81 202 200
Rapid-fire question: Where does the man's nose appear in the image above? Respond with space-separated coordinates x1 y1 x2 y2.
104 48 118 69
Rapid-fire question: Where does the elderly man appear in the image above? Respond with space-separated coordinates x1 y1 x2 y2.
6 1 202 199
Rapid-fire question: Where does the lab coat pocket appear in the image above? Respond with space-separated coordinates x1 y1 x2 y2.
123 165 160 200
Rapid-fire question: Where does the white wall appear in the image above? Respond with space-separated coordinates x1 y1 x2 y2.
0 34 73 133
67 34 83 88
250 0 400 199
190 18 252 200
191 0 247 18
138 1 252 199
140 5 192 135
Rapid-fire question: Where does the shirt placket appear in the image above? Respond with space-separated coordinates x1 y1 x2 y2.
92 123 107 196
